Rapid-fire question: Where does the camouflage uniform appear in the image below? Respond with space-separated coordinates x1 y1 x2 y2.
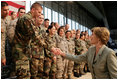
40 24 47 32
85 39 91 49
56 36 68 79
74 38 83 76
43 34 57 79
84 39 91 72
1 16 11 78
7 18 17 43
30 26 46 79
6 18 18 77
12 12 46 79
79 40 87 75
4 16 13 65
67 38 75 78
1 16 10 64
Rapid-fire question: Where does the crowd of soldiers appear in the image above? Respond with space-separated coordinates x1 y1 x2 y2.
1 2 91 79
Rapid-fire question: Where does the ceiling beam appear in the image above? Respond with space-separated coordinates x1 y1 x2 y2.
77 1 103 20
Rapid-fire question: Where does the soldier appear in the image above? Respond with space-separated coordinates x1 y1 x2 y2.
1 1 10 66
84 31 91 72
54 22 60 30
50 22 54 26
30 14 45 79
76 29 80 34
79 33 88 75
11 11 17 20
18 7 25 18
12 2 43 79
43 25 57 79
65 30 75 79
7 11 17 43
56 27 68 79
65 24 69 32
74 33 82 77
6 11 18 78
72 29 76 38
12 3 60 79
85 32 91 49
41 19 50 31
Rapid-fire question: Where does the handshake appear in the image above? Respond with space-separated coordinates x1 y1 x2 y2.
51 47 65 57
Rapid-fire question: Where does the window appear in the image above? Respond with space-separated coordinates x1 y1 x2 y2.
42 5 89 32
76 22 79 30
72 20 75 30
52 11 58 22
64 17 67 25
78 23 81 30
67 18 71 30
85 27 88 31
44 7 51 24
83 25 86 31
88 29 92 36
47 8 51 23
80 24 83 31
44 7 48 19
59 13 64 26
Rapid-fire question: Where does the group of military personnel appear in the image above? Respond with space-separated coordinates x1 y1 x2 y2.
1 2 91 79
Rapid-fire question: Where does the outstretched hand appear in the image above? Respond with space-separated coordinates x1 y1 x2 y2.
51 47 65 56
1 58 6 66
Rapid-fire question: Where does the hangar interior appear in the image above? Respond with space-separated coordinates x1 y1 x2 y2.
26 1 117 42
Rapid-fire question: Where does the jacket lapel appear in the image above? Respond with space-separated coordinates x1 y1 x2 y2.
94 45 106 63
91 46 96 65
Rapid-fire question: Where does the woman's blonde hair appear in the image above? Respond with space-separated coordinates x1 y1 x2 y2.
91 27 110 45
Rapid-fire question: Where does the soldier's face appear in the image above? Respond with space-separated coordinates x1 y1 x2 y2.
70 31 73 37
59 29 64 37
33 7 42 18
11 12 17 20
77 30 80 34
76 34 80 39
55 23 59 30
18 9 25 17
40 15 44 24
65 24 69 30
81 35 85 40
49 26 56 35
36 15 44 25
1 6 9 18
44 21 49 28
66 32 71 38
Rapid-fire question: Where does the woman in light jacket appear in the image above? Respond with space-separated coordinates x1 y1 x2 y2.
54 27 117 79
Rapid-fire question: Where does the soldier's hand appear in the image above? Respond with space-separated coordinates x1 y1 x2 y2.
1 58 6 66
53 56 56 60
1 28 4 33
56 48 66 57
51 47 57 54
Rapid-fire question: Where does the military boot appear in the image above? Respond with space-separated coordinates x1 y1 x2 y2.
74 72 80 77
37 73 43 79
50 73 55 79
68 74 73 79
79 68 85 75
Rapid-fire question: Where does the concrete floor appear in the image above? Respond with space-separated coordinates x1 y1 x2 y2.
73 72 92 79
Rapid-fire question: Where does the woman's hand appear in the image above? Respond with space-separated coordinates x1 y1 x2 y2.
56 48 66 57
51 47 66 57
